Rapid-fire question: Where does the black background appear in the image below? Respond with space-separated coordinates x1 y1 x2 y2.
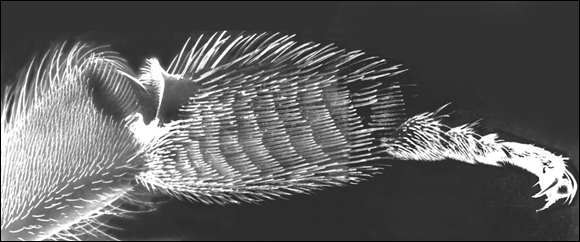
1 1 578 241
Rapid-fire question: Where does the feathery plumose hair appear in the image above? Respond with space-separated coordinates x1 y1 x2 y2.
1 32 577 240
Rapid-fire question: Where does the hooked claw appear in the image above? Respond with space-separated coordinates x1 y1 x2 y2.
533 168 577 212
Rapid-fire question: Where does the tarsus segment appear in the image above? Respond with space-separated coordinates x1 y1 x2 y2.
381 107 577 211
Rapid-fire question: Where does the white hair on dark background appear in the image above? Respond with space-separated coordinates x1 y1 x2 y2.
1 2 578 241
1 31 577 241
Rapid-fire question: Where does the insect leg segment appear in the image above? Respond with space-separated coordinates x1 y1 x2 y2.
381 107 578 212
